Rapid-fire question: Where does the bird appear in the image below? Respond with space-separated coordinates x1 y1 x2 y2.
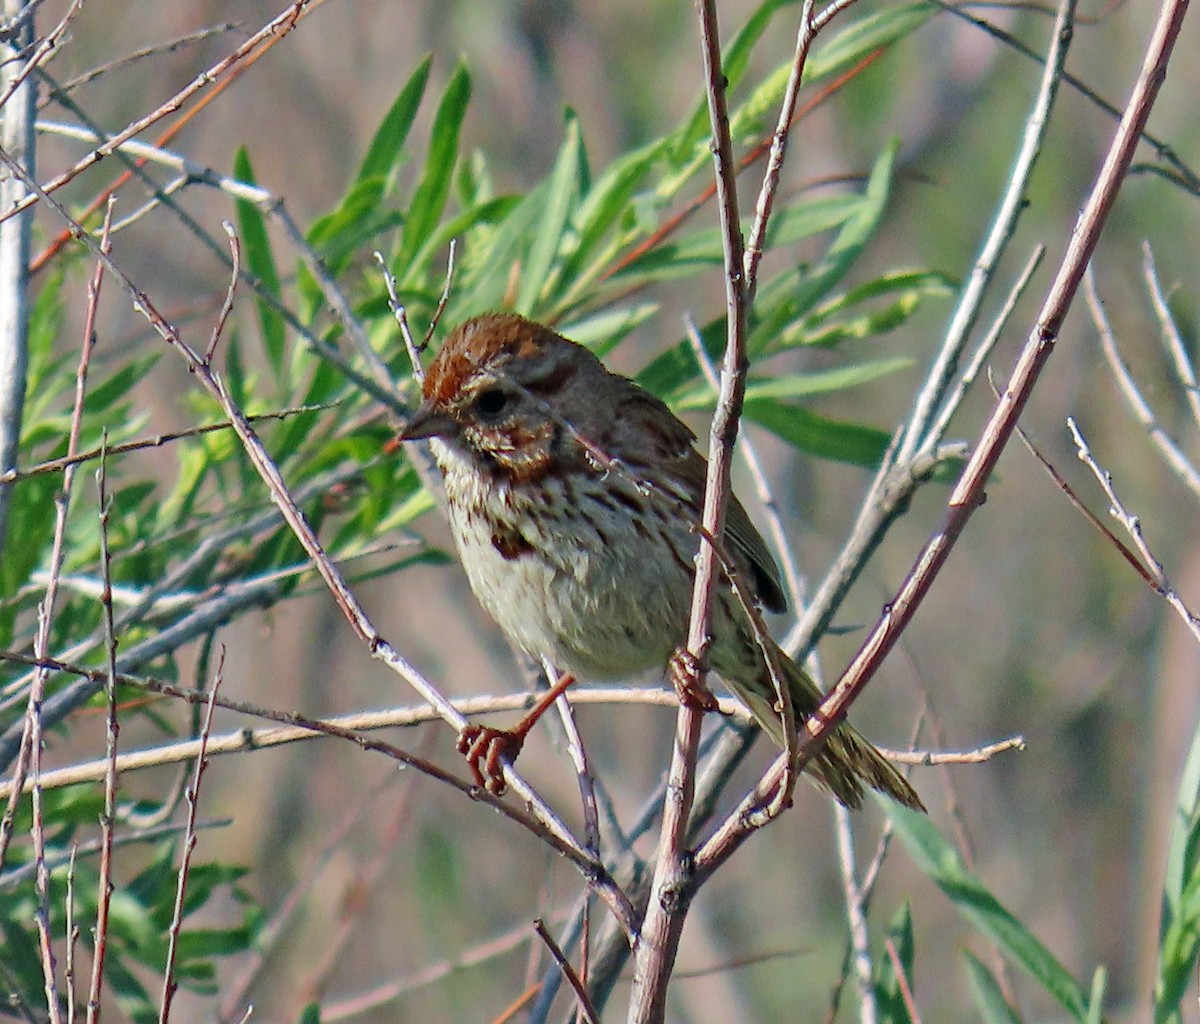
400 312 922 810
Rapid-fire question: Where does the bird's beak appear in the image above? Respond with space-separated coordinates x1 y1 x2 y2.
398 400 458 442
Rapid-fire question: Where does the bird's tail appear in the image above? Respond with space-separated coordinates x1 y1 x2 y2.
735 642 925 812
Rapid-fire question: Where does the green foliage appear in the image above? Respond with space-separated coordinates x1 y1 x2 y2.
874 903 917 1023
888 802 1094 1021
1155 719 1200 1022
7 1 1186 1019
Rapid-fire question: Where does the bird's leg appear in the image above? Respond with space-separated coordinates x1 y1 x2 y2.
457 671 577 795
668 648 719 712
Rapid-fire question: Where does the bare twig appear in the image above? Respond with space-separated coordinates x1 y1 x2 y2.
875 735 1025 765
629 0 754 1011
696 0 1189 881
534 919 601 1024
56 23 237 94
320 916 550 1021
683 315 806 615
206 222 240 363
834 803 878 1024
0 403 337 487
0 1 319 226
424 238 457 349
899 0 1076 461
1143 243 1200 429
925 244 1046 446
158 665 221 1024
0 0 36 551
87 432 120 1024
1087 267 1200 500
378 253 425 386
1068 416 1200 643
64 845 78 1024
885 937 923 1024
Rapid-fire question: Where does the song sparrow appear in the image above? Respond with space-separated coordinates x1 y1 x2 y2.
400 312 922 810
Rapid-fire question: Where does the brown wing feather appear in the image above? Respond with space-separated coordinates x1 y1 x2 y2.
611 383 787 614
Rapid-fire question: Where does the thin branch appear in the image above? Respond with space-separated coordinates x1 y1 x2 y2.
86 432 120 1024
1086 266 1200 500
884 938 923 1024
1068 416 1200 643
1143 243 1200 430
0 402 337 486
0 1 320 226
925 244 1046 446
629 0 754 1011
0 649 638 938
534 919 601 1024
206 222 239 363
834 803 878 1024
158 664 221 1024
320 916 549 1021
64 845 78 1024
696 0 1189 880
56 23 237 94
684 315 806 614
900 0 1076 462
0 0 36 551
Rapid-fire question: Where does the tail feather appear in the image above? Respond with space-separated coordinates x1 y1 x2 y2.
731 643 925 812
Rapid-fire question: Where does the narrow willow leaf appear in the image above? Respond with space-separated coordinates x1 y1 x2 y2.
674 358 912 410
962 951 1022 1024
517 114 582 315
807 1 935 83
558 136 668 292
560 303 660 358
233 148 286 380
355 54 432 186
671 0 797 161
744 399 890 467
399 61 471 267
1155 718 1200 1021
889 803 1090 1022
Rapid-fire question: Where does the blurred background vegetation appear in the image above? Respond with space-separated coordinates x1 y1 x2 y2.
2 0 1199 1021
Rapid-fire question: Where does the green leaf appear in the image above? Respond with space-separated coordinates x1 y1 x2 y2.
516 113 582 316
355 54 432 186
611 193 861 290
308 178 385 250
744 399 891 467
559 303 660 358
86 354 160 413
558 136 668 291
673 357 912 410
102 952 157 1024
1087 966 1109 1024
962 951 1022 1024
233 148 287 380
0 474 57 643
875 904 916 1024
672 0 797 161
780 270 956 351
399 62 471 266
1156 718 1200 1021
446 186 548 317
889 803 1091 1021
807 1 935 83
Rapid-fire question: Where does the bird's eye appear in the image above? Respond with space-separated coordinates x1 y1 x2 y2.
474 388 509 419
